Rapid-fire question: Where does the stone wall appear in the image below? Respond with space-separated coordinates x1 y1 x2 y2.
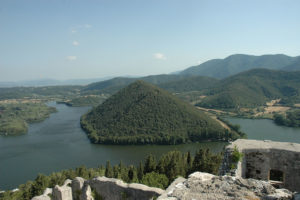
224 139 300 192
32 177 164 200
89 176 163 200
33 173 295 200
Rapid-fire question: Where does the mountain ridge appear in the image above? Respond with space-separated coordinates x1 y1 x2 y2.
179 54 298 78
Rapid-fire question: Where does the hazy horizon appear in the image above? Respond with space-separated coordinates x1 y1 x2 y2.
1 0 300 82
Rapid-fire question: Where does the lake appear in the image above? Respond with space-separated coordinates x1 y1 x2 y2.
0 102 225 190
226 117 300 143
1 103 300 190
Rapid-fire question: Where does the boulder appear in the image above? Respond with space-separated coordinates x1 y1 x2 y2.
52 179 73 200
89 176 164 200
81 182 94 200
31 195 51 200
71 177 85 200
158 172 293 200
31 188 52 200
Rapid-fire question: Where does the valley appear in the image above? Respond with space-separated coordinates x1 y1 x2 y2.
1 54 300 199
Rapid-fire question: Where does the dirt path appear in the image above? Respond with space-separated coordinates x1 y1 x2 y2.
195 106 231 130
211 116 230 130
196 106 235 115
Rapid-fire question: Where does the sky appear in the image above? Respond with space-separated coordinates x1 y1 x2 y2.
0 0 300 82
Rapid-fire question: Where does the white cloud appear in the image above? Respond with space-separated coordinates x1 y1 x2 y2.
72 41 79 46
153 53 166 60
66 56 77 61
71 29 77 34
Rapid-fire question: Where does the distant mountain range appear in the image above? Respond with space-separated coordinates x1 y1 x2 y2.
179 54 300 78
2 54 299 89
81 54 300 94
2 53 300 109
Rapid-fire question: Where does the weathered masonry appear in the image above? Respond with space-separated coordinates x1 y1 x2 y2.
221 139 300 192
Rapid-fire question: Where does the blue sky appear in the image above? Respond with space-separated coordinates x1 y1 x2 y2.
0 0 300 81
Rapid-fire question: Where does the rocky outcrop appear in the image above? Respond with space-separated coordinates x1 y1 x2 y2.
158 172 294 200
71 177 85 200
31 188 52 200
89 176 164 200
32 172 295 200
80 182 94 200
52 179 73 200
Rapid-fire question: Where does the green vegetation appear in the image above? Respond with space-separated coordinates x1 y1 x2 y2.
0 102 56 135
180 54 298 78
0 148 222 200
81 81 242 145
230 146 243 170
197 69 300 109
58 95 108 107
158 76 218 93
274 110 300 127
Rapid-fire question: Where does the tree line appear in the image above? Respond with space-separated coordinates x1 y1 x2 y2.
0 148 222 200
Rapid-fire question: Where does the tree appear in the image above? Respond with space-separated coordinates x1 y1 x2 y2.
144 154 156 174
137 161 144 181
186 151 193 176
128 165 138 183
32 174 50 196
105 161 113 178
141 172 169 189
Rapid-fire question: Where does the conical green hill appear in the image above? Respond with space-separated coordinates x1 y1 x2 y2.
81 80 238 144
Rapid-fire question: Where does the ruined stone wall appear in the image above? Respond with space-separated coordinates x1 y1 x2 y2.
241 149 300 191
88 176 164 200
32 176 164 200
224 139 300 192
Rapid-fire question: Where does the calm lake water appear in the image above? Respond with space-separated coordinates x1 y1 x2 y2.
0 102 225 190
226 117 300 143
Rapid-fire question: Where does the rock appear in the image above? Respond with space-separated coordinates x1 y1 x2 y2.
158 172 293 200
31 195 51 200
89 176 164 200
63 179 72 186
157 177 186 200
52 180 73 200
31 188 52 200
81 182 94 200
43 188 52 196
72 177 85 200
188 171 214 181
265 189 293 200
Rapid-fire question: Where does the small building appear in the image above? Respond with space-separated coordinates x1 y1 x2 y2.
221 139 300 192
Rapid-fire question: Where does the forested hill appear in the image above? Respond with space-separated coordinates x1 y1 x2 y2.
198 69 300 108
179 54 299 79
158 76 218 92
81 81 242 145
